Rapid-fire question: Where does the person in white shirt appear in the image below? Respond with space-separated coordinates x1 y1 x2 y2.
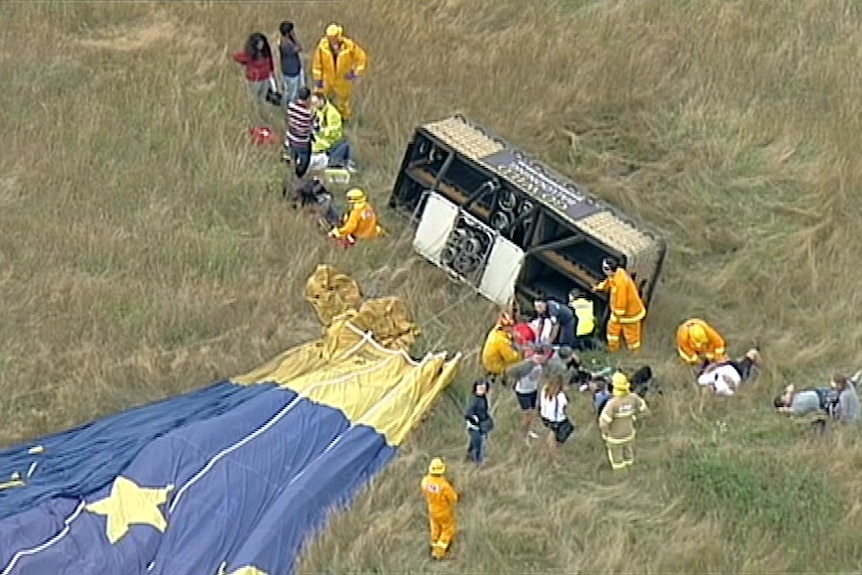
697 348 761 396
529 316 554 346
539 375 575 460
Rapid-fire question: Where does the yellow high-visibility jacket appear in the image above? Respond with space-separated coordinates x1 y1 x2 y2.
570 297 596 336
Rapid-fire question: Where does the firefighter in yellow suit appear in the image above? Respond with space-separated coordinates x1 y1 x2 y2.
599 372 649 470
676 318 728 365
420 457 459 560
328 188 383 244
480 313 521 383
592 258 646 352
311 23 368 122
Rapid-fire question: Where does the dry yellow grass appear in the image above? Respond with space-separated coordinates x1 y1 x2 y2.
2 0 862 572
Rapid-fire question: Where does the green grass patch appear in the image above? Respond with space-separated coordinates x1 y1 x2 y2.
189 222 246 282
675 449 840 544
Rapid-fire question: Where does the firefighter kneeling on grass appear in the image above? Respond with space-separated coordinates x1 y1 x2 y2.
327 188 384 247
599 372 649 471
420 457 459 560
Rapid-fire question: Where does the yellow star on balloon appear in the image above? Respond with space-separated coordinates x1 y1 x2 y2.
84 476 174 544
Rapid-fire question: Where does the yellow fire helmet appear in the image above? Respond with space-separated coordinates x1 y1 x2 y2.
346 188 366 203
325 23 343 39
689 323 708 346
611 372 630 393
428 457 446 475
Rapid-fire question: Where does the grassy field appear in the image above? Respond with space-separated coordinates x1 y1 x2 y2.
2 0 862 572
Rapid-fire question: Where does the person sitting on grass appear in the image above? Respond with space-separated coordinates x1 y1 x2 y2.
310 92 357 173
833 372 861 425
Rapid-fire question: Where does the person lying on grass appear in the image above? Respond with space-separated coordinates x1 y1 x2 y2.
697 348 762 397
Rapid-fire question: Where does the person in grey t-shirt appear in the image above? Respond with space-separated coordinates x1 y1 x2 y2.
773 384 833 416
832 372 860 425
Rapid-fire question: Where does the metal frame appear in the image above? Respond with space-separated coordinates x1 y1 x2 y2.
462 178 501 211
524 234 585 257
392 117 669 329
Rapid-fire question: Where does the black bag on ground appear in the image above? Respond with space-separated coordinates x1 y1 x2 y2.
265 87 283 107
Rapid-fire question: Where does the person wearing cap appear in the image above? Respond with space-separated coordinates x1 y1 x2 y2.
311 23 368 122
592 258 646 353
480 313 522 384
420 457 459 560
512 321 536 348
328 188 381 245
568 289 596 351
676 318 728 369
505 343 551 441
599 372 649 470
533 295 576 347
546 345 577 379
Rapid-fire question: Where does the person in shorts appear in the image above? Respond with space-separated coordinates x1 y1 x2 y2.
505 343 551 442
539 374 574 461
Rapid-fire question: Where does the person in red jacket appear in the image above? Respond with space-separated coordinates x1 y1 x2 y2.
232 32 278 106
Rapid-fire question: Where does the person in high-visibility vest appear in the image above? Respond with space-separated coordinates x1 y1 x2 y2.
568 289 596 351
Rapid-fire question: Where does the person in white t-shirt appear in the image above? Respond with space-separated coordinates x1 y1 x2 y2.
529 316 554 346
698 363 741 396
539 375 574 460
697 348 762 396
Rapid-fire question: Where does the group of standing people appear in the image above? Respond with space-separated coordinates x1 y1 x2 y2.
422 255 861 561
232 21 368 179
232 21 381 247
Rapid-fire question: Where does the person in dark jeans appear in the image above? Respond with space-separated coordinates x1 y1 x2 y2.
285 87 313 178
464 379 494 465
277 21 304 105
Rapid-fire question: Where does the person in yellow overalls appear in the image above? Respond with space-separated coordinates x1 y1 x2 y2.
420 457 459 560
592 258 646 353
568 289 596 351
328 188 382 246
676 318 728 367
480 312 521 385
311 23 368 122
599 372 649 470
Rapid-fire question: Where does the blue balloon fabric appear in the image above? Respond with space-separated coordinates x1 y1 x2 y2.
0 382 395 575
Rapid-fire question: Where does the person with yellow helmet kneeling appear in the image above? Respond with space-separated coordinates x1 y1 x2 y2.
599 372 649 471
328 188 384 247
676 318 728 372
420 457 459 560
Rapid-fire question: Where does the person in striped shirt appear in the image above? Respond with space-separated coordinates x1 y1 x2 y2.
285 86 313 178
